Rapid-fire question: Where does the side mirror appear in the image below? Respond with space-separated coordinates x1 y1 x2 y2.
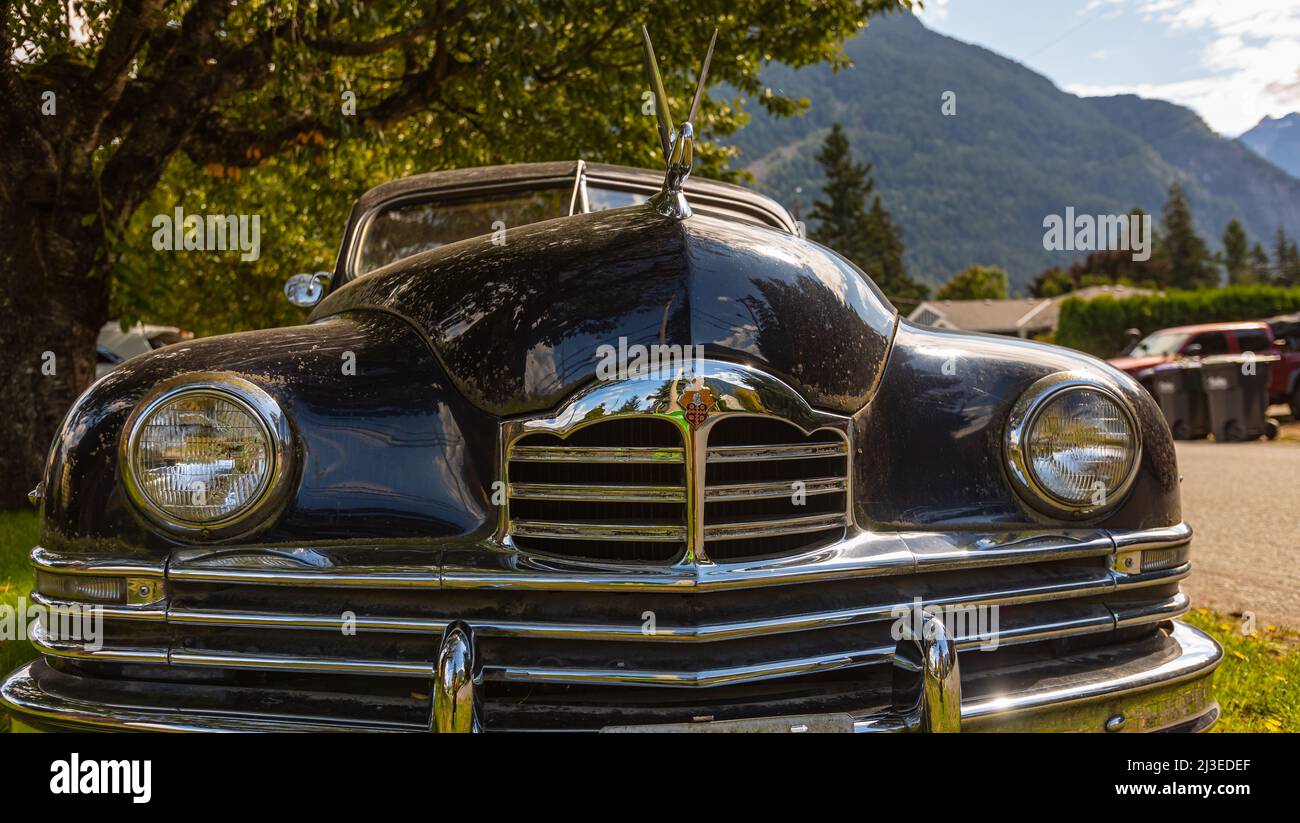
285 271 332 307
1183 343 1202 358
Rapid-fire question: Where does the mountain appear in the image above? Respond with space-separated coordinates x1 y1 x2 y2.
724 12 1300 291
1240 113 1300 179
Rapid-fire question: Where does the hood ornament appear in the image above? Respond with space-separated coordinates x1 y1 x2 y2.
641 25 718 220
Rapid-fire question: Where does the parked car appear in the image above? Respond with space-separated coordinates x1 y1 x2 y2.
1110 320 1300 416
96 322 191 379
3 34 1220 733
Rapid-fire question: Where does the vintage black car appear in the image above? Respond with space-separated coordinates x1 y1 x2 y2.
2 35 1220 733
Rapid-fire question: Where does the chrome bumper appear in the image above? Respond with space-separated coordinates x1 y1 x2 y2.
2 620 1221 733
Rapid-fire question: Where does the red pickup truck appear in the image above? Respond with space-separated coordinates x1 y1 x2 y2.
1108 320 1300 416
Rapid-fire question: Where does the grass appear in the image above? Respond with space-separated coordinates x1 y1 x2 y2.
0 510 38 681
0 507 1295 732
1183 608 1300 732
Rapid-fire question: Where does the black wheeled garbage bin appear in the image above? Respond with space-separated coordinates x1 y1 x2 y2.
1201 354 1279 442
1150 361 1209 440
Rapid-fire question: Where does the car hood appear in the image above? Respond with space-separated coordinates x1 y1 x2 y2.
313 205 898 416
1107 354 1170 374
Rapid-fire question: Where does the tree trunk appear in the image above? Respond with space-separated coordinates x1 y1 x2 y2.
0 179 110 509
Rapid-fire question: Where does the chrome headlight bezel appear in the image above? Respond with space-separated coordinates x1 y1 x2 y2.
1005 371 1142 519
120 373 295 539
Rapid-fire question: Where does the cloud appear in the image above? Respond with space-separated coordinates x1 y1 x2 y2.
1069 0 1300 135
914 0 950 24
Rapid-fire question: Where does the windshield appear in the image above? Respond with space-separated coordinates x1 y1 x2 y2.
1129 331 1189 357
354 186 571 275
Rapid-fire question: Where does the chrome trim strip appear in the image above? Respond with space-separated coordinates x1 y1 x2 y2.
1113 591 1191 628
167 609 447 633
168 650 432 678
168 564 440 588
509 482 686 503
703 512 848 541
1112 521 1193 552
30 620 168 665
705 442 847 462
704 477 845 502
509 445 685 463
30 592 167 622
484 645 895 688
958 621 1221 725
510 520 687 542
30 546 164 578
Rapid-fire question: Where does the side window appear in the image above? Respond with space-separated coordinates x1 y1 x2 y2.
1189 332 1229 356
1235 330 1273 353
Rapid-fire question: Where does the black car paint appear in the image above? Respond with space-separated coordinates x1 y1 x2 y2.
40 202 1180 563
314 206 897 417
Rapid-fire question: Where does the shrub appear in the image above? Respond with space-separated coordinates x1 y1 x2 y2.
1056 286 1300 357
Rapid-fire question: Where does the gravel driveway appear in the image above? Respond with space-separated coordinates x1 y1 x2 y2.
1175 440 1300 629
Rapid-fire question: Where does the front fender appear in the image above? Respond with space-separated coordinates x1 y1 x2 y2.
41 312 496 560
853 321 1181 530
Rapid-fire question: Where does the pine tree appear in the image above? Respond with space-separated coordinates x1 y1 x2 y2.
1276 227 1300 286
1249 243 1271 283
1158 182 1217 289
809 124 874 262
809 123 929 306
1222 219 1251 285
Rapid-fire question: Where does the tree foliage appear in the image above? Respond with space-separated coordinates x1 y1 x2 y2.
0 0 913 507
935 265 1008 301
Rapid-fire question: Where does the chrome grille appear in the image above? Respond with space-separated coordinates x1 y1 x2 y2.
505 418 687 562
702 417 850 562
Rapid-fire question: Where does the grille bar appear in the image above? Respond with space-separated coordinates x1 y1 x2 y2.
705 477 846 502
510 445 685 463
511 519 687 541
704 512 851 541
509 482 686 503
706 442 847 462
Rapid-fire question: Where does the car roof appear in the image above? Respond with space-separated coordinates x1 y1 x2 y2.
349 160 797 232
333 160 800 285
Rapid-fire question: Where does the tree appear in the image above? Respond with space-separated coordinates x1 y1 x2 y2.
1028 209 1169 296
0 1 913 507
1156 181 1216 289
935 265 1009 301
1249 243 1271 283
1222 218 1252 285
1031 267 1075 298
1273 226 1300 286
808 123 928 307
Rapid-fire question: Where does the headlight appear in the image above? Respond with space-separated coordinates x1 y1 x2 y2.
1006 373 1140 517
122 374 292 536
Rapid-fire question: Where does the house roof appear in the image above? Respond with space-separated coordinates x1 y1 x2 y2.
907 285 1154 335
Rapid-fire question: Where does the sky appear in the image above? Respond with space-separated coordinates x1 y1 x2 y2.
914 0 1300 136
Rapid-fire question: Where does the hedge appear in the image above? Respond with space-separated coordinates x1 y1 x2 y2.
1056 286 1300 358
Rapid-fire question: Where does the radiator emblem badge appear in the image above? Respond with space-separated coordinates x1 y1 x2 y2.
682 386 716 430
